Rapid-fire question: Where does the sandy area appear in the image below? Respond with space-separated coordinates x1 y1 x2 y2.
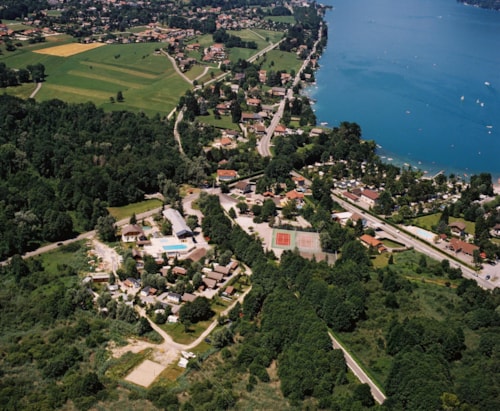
125 359 166 387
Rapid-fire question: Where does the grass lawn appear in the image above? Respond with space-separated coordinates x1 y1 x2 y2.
227 29 270 49
196 113 239 130
1 41 190 117
1 83 38 99
372 253 390 268
38 241 90 279
258 49 302 73
381 238 405 248
108 199 163 221
450 216 475 235
187 34 214 49
264 15 296 24
161 320 212 345
412 213 475 235
228 47 260 62
252 29 284 44
184 64 207 81
411 213 440 230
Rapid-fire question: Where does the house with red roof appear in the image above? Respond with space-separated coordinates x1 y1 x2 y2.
448 238 479 256
360 234 387 253
360 189 380 206
217 169 238 182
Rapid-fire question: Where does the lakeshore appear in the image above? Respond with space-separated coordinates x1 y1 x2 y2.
309 0 500 182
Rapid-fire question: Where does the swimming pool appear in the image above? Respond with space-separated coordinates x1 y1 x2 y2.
409 227 436 242
163 244 188 251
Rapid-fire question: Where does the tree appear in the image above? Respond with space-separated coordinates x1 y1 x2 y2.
179 297 213 323
130 213 137 225
231 101 242 123
116 90 124 102
136 317 153 336
95 215 116 242
353 383 375 407
26 63 45 82
212 327 233 348
236 201 249 214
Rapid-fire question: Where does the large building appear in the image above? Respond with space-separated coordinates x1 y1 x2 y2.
162 208 193 239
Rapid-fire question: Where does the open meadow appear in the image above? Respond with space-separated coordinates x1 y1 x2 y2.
1 27 286 116
1 40 190 117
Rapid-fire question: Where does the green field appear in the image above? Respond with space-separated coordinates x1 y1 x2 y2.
412 213 476 235
258 49 302 73
108 199 163 221
196 113 240 130
252 28 284 44
264 15 296 24
1 41 190 117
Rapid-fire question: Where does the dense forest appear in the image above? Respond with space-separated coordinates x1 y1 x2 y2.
196 193 500 410
0 95 185 259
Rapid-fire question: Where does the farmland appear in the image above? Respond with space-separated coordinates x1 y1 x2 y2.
1 41 189 117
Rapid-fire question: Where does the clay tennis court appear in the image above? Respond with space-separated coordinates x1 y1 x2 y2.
296 231 321 251
272 229 321 254
275 231 292 247
34 42 104 57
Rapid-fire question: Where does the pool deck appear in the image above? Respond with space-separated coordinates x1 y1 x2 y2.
143 236 196 258
405 225 437 242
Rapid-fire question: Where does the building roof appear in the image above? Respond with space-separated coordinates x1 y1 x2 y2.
172 266 187 275
286 190 304 200
182 293 197 303
235 181 252 192
360 234 383 248
274 124 287 133
449 238 479 255
162 208 193 238
449 221 466 231
202 277 217 289
207 271 224 281
217 169 237 178
214 265 230 275
122 224 144 236
342 191 359 202
361 189 379 201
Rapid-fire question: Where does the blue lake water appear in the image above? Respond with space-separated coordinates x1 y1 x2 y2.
307 0 500 180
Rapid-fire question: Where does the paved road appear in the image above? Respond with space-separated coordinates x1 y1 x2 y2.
2 207 163 264
329 332 386 404
331 192 496 290
258 26 322 157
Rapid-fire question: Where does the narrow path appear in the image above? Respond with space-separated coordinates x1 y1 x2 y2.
173 108 185 155
248 29 267 43
194 66 210 82
329 332 386 404
30 82 42 98
161 49 192 85
112 285 253 369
